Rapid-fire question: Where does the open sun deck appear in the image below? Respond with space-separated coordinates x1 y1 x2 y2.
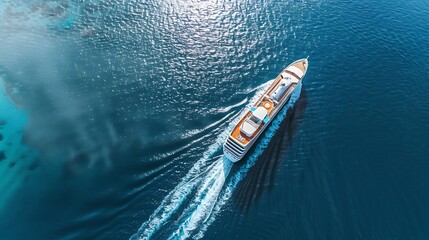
223 58 309 162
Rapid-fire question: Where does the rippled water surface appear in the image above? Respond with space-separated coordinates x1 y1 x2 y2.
1 0 429 239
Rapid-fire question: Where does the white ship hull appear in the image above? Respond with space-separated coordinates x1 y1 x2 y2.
223 58 309 162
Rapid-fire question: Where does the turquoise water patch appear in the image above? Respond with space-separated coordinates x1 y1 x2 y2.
1 0 429 239
0 72 38 212
0 0 79 30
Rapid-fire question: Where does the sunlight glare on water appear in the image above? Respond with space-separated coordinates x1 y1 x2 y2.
0 0 429 239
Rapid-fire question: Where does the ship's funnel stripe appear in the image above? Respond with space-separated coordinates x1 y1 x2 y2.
224 141 244 154
224 140 244 152
226 138 245 150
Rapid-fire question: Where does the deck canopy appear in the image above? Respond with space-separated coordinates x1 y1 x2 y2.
251 107 267 123
240 107 267 137
286 66 304 78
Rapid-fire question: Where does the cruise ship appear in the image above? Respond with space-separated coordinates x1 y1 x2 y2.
223 58 309 162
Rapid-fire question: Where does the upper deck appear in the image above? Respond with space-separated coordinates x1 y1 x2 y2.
229 59 308 146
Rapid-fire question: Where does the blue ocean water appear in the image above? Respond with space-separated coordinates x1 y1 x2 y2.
1 0 429 239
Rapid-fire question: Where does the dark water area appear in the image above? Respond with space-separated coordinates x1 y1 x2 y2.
1 0 429 239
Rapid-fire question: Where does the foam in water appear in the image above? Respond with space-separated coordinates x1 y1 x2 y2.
167 157 233 240
130 80 302 240
194 82 302 239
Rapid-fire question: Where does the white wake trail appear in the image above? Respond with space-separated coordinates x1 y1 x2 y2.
194 82 302 239
168 157 233 240
130 81 272 240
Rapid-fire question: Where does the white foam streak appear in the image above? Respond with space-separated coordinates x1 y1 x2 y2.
194 83 302 239
130 80 276 240
168 158 233 240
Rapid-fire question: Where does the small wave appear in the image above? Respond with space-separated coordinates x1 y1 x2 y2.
194 83 302 239
167 157 232 240
130 80 301 240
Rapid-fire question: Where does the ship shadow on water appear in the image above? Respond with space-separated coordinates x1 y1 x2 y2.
232 89 308 212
